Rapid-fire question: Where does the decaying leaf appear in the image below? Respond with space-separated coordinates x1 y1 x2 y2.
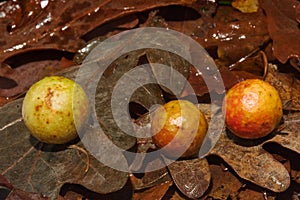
167 158 211 199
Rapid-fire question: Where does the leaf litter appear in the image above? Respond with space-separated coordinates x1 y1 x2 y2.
0 0 300 199
0 98 128 199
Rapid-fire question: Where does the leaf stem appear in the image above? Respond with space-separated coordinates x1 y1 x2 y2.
68 145 90 173
0 117 23 131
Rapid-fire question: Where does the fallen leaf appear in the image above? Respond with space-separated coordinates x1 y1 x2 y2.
93 50 164 150
237 189 276 200
0 95 128 200
0 59 70 99
270 112 300 155
0 0 197 65
133 181 172 200
232 0 259 13
7 189 50 200
146 48 191 97
130 168 172 191
259 0 300 65
265 64 300 111
210 131 290 193
199 6 269 66
167 158 211 199
205 163 242 199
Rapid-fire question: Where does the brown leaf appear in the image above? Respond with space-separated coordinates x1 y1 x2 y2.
0 0 196 64
130 168 172 191
232 0 259 13
210 132 290 193
270 112 300 155
133 181 172 200
265 65 300 111
291 169 300 184
259 0 300 64
0 160 49 200
0 59 69 99
205 164 242 199
7 189 50 200
0 174 13 190
146 48 191 97
167 158 211 199
0 99 128 199
199 6 269 66
237 189 276 200
93 50 164 150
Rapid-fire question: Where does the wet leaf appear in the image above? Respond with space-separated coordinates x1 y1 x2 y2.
229 51 267 77
259 0 300 65
73 37 107 65
199 6 269 66
0 0 196 64
0 59 71 100
167 158 211 199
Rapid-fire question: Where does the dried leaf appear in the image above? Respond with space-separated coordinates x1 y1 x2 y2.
291 169 300 184
210 132 290 193
133 181 172 200
237 189 276 200
265 65 300 111
130 168 172 190
270 112 300 155
205 164 242 199
0 96 128 199
7 189 50 200
94 50 164 150
146 49 191 97
167 158 211 199
232 0 259 13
